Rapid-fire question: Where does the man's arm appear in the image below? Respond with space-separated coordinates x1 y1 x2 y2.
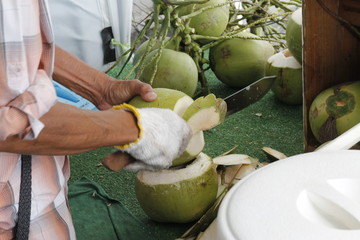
52 46 157 110
0 102 139 155
52 46 108 107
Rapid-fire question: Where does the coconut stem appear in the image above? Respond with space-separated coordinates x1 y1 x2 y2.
164 0 209 6
180 1 232 21
105 13 155 77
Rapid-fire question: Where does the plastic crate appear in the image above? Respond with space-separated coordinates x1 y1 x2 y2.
53 81 98 111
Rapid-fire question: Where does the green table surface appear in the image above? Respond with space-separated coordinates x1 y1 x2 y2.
68 65 304 239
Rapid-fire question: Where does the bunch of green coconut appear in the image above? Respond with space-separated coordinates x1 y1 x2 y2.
128 88 267 225
108 0 302 97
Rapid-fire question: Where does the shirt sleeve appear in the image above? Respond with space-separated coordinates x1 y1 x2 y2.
0 70 57 140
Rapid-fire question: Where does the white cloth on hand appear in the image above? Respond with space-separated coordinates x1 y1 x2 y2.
121 107 192 171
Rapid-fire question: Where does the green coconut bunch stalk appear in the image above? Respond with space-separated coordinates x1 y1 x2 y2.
107 0 301 96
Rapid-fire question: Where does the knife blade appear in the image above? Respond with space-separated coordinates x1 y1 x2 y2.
224 75 276 117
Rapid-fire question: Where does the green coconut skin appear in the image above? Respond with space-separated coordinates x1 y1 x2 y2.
133 37 178 66
265 50 303 105
209 32 275 88
286 8 302 64
172 150 197 166
128 88 191 112
309 81 360 143
177 0 229 41
139 49 198 97
182 93 227 124
135 156 218 223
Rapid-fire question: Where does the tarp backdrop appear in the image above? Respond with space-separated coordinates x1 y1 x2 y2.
48 0 133 71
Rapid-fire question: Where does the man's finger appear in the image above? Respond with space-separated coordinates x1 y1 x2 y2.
102 151 135 171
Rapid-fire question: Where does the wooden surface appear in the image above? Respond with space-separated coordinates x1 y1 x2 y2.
303 0 360 151
339 0 360 26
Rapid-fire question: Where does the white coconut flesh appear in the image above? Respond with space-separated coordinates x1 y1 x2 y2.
184 130 205 156
291 7 302 26
267 50 301 69
182 94 227 134
173 95 194 117
187 108 222 133
137 152 213 185
172 131 205 166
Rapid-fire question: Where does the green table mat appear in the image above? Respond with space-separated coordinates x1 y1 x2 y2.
68 177 158 240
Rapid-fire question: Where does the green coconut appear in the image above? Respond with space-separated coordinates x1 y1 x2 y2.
135 152 218 223
133 37 178 66
138 48 198 97
265 49 303 105
309 81 360 144
172 130 205 166
177 0 229 42
128 88 194 117
286 7 302 64
182 93 227 134
209 31 275 88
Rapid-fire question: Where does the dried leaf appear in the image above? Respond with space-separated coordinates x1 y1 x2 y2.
262 147 287 161
213 154 252 166
218 145 238 157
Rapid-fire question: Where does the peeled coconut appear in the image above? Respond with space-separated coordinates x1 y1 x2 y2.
172 130 205 166
172 94 226 166
138 48 198 97
265 49 303 105
309 81 360 144
182 93 227 134
135 152 218 223
286 7 302 64
209 32 275 88
177 0 229 41
128 88 194 117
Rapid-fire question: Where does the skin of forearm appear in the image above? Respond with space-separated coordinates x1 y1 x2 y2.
52 46 108 106
0 102 139 155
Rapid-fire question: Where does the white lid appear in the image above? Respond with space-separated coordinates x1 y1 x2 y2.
217 150 360 240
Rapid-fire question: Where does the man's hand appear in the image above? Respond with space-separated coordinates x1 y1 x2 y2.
96 78 157 110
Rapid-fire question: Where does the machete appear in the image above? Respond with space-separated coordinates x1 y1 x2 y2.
224 75 276 117
102 75 276 171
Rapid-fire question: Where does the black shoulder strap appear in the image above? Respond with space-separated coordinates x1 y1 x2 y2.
15 154 32 240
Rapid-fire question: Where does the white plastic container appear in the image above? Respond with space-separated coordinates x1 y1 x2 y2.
201 150 360 240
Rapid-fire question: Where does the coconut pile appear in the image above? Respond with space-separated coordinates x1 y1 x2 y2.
104 0 320 238
108 0 303 98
